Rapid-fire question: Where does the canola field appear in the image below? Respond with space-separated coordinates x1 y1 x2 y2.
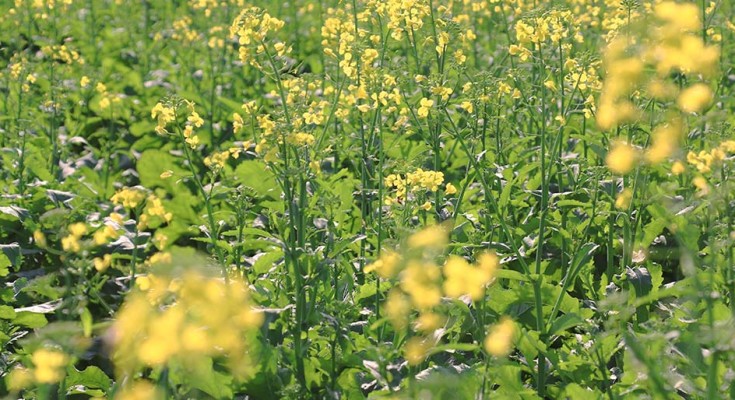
1 0 735 398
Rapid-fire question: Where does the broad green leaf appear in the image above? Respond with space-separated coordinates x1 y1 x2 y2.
13 311 48 328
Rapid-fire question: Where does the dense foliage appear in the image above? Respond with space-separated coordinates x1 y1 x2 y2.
1 0 735 398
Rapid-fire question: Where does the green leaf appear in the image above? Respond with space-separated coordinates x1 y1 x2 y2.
186 358 234 399
556 200 590 208
495 269 529 281
234 160 278 199
0 305 16 320
548 243 598 327
65 366 112 392
13 311 48 328
0 253 9 277
253 250 283 275
138 149 188 192
80 307 93 337
549 313 585 337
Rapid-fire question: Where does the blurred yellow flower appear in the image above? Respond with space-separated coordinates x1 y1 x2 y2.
677 84 713 113
31 349 68 384
484 317 517 357
606 141 639 175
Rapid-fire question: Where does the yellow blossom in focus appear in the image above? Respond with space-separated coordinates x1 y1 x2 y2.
151 103 175 135
460 101 473 113
445 182 457 195
418 98 433 118
111 187 146 209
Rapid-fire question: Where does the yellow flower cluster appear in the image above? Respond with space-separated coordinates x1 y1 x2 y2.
111 270 263 379
417 98 433 118
172 16 200 43
61 222 87 253
366 225 502 364
597 1 721 179
203 149 231 172
686 141 735 174
115 380 162 400
152 100 203 148
484 317 517 357
598 1 719 132
41 44 84 65
605 141 638 175
110 188 172 230
151 102 176 135
287 132 316 147
381 0 430 42
110 187 147 209
230 6 286 69
384 169 457 208
31 348 69 384
320 7 361 79
514 10 580 47
96 81 121 110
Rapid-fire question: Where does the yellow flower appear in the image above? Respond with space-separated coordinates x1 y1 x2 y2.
94 254 113 272
415 312 444 332
69 222 87 237
7 367 32 392
444 182 457 195
151 102 175 134
418 98 433 118
405 337 432 366
115 380 162 400
31 349 68 384
477 252 500 276
677 83 713 113
407 225 448 250
646 120 682 164
606 141 639 175
111 187 147 209
615 188 633 210
671 161 686 175
93 225 116 245
33 230 47 247
385 289 410 329
364 250 402 279
484 317 517 357
693 176 709 196
112 271 263 376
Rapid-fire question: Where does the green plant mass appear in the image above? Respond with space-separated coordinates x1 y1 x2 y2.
2 0 735 398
